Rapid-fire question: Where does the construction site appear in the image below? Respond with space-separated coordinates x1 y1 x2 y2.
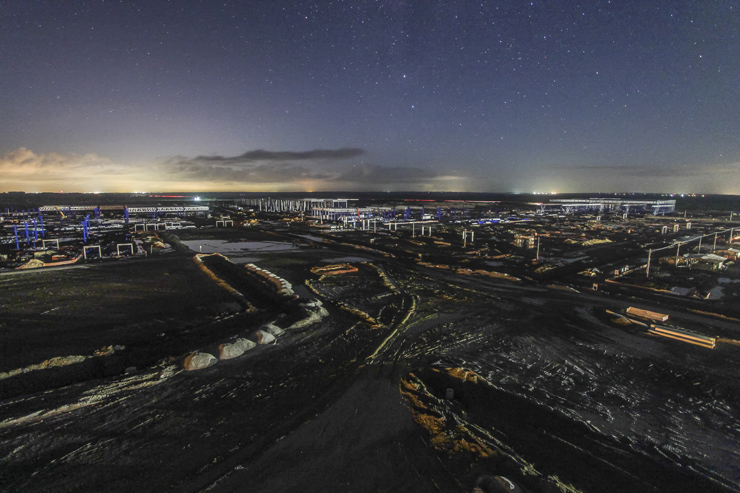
2 192 740 492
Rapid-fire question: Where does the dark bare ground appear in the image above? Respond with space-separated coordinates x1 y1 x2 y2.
1 236 740 493
202 367 465 493
0 255 239 373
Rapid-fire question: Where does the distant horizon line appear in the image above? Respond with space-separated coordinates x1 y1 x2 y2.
0 190 715 197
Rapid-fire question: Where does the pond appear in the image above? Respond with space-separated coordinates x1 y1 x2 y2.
485 261 504 267
717 277 740 284
180 239 297 254
707 285 724 299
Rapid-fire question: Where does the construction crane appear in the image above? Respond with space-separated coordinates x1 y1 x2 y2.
55 206 66 219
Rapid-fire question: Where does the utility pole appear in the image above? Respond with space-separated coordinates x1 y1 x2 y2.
714 232 718 251
536 236 541 261
675 242 681 266
646 249 652 277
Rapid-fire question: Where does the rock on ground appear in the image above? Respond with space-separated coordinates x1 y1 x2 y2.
219 338 256 360
261 323 285 336
234 337 257 352
183 352 217 370
254 330 276 344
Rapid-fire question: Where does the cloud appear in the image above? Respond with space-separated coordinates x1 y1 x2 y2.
153 147 369 185
0 147 124 182
170 148 366 166
154 147 453 189
156 160 333 184
0 146 469 192
155 152 455 189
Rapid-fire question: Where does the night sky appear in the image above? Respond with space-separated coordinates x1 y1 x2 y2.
1 1 739 194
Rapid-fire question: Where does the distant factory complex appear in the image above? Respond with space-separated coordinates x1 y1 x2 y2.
1 193 739 378
537 198 676 215
0 193 733 291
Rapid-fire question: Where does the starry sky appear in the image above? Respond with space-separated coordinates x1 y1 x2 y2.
1 1 739 194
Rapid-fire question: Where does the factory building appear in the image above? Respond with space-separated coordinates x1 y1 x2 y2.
240 198 353 212
537 198 676 215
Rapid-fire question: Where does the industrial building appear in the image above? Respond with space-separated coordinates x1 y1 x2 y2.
537 198 676 215
239 197 355 212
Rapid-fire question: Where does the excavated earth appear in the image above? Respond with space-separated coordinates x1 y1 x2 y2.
2 230 740 493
